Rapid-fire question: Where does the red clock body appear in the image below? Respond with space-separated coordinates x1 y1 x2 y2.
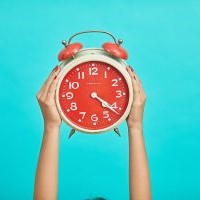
58 61 129 133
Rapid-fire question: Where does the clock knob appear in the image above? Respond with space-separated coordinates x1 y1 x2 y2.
102 42 128 60
58 42 83 61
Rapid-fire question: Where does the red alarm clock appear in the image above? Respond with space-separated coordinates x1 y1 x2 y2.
55 30 133 138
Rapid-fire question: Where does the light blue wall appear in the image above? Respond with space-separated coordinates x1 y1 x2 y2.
0 0 200 199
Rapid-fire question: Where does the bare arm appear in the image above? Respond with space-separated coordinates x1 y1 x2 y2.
126 67 151 200
34 66 61 200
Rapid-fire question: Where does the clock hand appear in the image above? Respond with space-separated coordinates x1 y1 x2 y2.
91 92 107 106
101 101 119 115
92 93 119 115
91 92 119 115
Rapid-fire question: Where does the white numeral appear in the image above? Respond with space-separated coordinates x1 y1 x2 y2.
111 102 118 109
89 67 98 75
111 79 118 86
70 102 77 110
91 114 98 121
116 90 122 98
79 112 86 119
104 71 107 78
69 82 79 89
78 72 85 79
103 111 109 118
66 92 73 99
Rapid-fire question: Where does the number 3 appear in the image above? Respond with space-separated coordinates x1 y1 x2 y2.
116 90 122 98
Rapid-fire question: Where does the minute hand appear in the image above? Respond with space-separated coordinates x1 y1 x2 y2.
95 95 119 115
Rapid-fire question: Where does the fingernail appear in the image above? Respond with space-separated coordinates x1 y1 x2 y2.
53 65 59 72
129 66 134 72
54 75 57 80
52 66 57 72
127 65 134 72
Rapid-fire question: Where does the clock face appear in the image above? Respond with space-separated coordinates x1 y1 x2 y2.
58 61 129 132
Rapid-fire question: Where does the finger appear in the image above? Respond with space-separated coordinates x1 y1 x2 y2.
41 66 61 99
127 66 145 95
46 74 60 101
132 72 146 98
37 66 59 98
37 79 49 99
126 66 140 93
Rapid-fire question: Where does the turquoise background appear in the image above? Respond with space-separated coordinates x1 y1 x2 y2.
0 0 200 199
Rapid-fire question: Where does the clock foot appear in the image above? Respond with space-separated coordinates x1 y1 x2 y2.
68 129 76 139
114 127 121 137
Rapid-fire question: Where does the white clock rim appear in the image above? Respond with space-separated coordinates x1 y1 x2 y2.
55 49 133 133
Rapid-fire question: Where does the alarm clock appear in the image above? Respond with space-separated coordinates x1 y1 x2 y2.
55 30 133 138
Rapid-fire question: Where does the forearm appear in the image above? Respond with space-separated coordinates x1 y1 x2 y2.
128 124 151 200
34 125 60 200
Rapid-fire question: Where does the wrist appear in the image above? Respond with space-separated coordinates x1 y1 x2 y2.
128 122 143 131
128 124 143 138
44 122 61 132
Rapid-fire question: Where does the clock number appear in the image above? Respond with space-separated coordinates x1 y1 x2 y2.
70 102 77 111
104 71 107 78
78 72 85 79
111 79 118 86
69 82 79 89
89 67 98 75
66 92 73 99
103 111 109 118
111 102 118 109
116 90 122 98
91 114 98 122
79 112 86 119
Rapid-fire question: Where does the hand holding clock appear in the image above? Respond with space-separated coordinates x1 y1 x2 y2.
36 66 62 129
126 67 151 200
126 66 147 129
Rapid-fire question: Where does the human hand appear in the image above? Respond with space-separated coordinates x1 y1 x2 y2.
126 66 147 129
36 66 62 129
